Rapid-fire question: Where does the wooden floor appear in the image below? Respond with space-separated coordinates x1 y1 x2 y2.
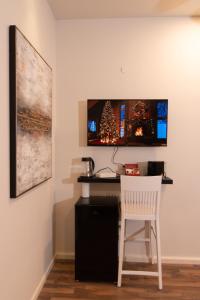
38 259 200 300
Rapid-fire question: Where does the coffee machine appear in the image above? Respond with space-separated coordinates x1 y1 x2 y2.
147 161 165 176
82 157 95 177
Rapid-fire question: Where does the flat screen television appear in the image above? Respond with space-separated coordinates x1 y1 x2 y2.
87 99 168 146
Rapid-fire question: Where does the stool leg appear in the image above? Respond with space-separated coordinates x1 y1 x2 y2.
145 221 153 264
118 218 125 287
155 219 162 290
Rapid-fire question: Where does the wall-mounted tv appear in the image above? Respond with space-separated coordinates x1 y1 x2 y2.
87 99 168 146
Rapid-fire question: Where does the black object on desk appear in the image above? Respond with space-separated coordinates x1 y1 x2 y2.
148 161 165 176
75 196 119 282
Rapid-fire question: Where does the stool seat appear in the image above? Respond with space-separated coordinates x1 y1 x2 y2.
125 212 156 221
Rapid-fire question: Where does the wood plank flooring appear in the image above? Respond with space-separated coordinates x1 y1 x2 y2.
38 259 200 300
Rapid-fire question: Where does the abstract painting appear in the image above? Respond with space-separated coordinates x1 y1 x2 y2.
9 26 52 198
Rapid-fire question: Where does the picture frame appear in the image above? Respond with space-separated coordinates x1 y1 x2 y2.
9 25 52 198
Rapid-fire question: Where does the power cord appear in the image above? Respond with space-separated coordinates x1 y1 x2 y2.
94 147 125 176
111 146 125 175
95 166 116 175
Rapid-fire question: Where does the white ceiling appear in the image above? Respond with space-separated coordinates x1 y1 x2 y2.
47 0 200 20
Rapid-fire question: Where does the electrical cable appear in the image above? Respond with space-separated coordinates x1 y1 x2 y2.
95 166 116 175
95 147 124 176
111 146 124 166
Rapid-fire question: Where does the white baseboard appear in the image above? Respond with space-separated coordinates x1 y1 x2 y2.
56 252 200 265
125 254 200 265
162 256 200 265
31 256 55 300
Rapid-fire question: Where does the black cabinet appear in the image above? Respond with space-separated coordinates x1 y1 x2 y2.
75 196 119 282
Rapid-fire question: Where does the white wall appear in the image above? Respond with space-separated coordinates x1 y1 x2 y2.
55 17 200 262
0 1 56 300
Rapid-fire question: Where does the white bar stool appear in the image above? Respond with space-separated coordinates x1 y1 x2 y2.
118 175 163 289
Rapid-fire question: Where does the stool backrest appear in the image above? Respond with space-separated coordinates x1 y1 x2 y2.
120 175 162 218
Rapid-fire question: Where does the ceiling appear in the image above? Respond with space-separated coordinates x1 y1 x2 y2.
47 0 200 20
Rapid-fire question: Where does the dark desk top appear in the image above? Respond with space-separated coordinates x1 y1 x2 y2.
78 175 173 184
76 196 119 207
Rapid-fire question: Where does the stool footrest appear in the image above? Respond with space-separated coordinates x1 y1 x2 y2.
125 237 150 242
122 270 159 277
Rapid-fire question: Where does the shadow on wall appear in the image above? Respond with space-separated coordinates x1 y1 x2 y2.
91 182 120 197
53 205 56 255
54 158 82 256
191 15 200 22
79 101 87 147
155 0 187 12
156 0 200 20
54 198 75 256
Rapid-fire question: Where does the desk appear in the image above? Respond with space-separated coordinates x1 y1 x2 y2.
78 175 173 197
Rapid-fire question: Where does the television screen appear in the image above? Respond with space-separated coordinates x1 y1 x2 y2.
87 99 168 146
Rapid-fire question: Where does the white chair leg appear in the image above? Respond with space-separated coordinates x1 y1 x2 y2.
145 221 153 264
155 219 163 290
117 218 125 287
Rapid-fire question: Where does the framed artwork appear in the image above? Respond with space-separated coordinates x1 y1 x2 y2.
9 25 52 198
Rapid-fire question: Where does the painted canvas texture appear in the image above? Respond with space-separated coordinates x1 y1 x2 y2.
13 27 52 196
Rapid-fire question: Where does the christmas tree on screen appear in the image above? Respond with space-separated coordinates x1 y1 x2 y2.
99 100 119 144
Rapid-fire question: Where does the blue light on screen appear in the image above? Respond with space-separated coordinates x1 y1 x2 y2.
157 101 168 118
88 120 96 132
120 104 125 138
157 120 167 139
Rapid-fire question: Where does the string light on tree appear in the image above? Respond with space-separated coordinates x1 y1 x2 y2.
99 100 119 144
